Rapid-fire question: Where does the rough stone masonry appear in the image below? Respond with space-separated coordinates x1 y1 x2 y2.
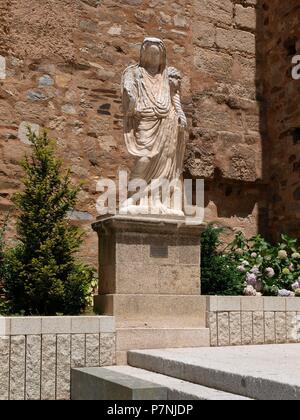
0 0 297 266
259 1 300 241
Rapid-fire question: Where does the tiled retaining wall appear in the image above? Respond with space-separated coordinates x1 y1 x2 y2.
0 316 116 400
207 296 300 347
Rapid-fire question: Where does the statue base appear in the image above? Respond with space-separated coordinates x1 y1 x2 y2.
92 215 209 363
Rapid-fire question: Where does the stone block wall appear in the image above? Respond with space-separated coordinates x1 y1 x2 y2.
0 0 194 266
0 0 269 266
192 0 259 182
191 0 267 241
0 316 116 400
207 296 300 347
259 1 300 241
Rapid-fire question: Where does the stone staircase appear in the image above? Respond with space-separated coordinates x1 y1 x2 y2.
102 366 251 400
127 345 300 400
71 364 250 400
71 344 300 400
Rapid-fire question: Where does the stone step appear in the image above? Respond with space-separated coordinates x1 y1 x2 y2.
71 367 167 400
103 366 251 400
116 328 210 352
128 345 300 400
94 294 206 329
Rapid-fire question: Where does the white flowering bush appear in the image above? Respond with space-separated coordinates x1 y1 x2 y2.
227 233 300 297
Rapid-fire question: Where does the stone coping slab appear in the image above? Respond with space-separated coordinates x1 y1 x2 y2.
206 296 300 312
0 316 115 336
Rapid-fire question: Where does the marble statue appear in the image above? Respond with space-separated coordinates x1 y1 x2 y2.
120 37 187 215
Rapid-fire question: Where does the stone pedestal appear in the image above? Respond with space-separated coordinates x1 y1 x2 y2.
92 215 209 363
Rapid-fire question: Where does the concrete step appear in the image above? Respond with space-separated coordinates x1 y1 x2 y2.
128 345 300 400
71 367 167 400
95 294 206 329
117 327 210 351
103 366 251 400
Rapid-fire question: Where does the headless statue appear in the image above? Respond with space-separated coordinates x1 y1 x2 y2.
121 37 187 216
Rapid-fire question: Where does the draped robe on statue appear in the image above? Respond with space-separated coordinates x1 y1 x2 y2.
121 38 186 213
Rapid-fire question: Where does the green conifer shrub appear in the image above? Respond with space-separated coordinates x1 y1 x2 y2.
0 214 10 314
4 130 95 315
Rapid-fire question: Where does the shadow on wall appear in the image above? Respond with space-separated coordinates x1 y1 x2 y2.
203 170 263 220
256 0 270 239
257 0 300 242
207 0 300 242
